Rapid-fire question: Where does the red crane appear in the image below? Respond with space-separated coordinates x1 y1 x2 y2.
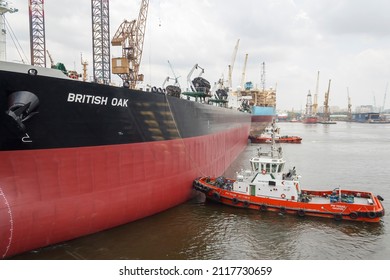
28 0 46 67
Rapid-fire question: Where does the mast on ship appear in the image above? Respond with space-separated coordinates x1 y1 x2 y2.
0 0 18 61
305 91 313 116
269 119 281 159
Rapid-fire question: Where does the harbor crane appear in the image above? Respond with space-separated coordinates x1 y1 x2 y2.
228 39 239 89
313 71 320 115
28 0 46 67
382 83 388 113
240 54 248 90
347 87 352 121
323 79 331 121
91 0 110 84
111 0 149 89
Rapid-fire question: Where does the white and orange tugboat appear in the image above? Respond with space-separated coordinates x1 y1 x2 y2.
193 122 385 223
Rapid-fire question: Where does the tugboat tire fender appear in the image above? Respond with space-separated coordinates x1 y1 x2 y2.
297 209 305 217
212 192 220 201
334 213 342 221
203 186 210 193
232 198 239 204
260 204 267 211
280 206 286 213
349 212 358 219
243 201 250 208
368 211 377 219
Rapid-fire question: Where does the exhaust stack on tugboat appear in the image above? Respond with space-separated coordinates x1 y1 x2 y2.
193 121 385 223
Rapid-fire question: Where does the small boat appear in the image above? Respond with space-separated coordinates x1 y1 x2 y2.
249 134 302 144
193 122 385 223
249 125 302 144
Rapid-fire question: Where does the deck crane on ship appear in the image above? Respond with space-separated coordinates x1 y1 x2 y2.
111 0 149 89
181 64 212 102
162 60 181 97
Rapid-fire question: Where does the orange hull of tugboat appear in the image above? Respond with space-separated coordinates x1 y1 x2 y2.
249 135 302 144
193 177 385 223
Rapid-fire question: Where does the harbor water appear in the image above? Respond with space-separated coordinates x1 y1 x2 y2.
11 122 390 260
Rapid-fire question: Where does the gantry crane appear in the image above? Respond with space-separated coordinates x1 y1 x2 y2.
111 0 149 89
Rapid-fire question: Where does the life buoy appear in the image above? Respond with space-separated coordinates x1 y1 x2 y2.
297 209 305 217
243 201 250 208
212 192 220 201
261 169 266 175
260 204 267 211
349 212 358 219
281 194 286 199
367 211 376 219
232 198 239 204
334 213 342 221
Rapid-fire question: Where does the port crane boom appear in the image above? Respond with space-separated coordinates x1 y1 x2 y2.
228 39 239 89
323 79 331 121
112 0 149 89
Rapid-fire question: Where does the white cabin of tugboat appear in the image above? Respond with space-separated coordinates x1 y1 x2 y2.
232 146 302 201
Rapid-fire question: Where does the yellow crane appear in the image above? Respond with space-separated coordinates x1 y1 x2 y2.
323 79 331 121
111 0 149 89
240 53 248 90
313 71 319 115
228 39 239 89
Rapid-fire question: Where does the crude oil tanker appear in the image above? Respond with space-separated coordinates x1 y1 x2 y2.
0 61 251 258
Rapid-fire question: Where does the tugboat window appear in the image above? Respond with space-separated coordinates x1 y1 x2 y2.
266 163 270 172
252 162 259 171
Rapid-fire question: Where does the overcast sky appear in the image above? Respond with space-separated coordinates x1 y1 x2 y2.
4 0 390 111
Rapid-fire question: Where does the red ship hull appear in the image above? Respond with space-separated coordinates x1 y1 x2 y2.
302 116 318 124
0 125 249 258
